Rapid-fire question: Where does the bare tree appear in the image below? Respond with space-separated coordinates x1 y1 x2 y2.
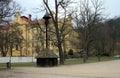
106 19 118 56
28 20 45 54
0 0 21 23
0 27 9 56
8 23 24 56
0 0 22 56
93 18 120 59
93 22 106 61
43 0 73 64
74 0 104 62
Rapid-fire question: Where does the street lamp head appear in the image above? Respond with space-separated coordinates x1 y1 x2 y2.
43 12 51 20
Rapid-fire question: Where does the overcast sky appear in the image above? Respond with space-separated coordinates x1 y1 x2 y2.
14 0 120 19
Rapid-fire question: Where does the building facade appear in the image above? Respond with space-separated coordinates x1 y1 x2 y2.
0 12 80 57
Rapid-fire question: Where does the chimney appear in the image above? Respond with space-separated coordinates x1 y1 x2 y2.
28 14 31 21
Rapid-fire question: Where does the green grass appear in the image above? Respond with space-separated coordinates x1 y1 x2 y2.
64 56 117 65
11 62 36 67
0 56 118 70
87 56 117 63
64 58 83 65
0 63 6 68
0 63 8 70
0 62 36 70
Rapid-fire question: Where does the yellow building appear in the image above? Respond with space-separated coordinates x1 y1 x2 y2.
0 12 80 57
12 12 45 56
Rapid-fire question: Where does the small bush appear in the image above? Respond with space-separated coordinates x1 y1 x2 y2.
101 53 110 56
68 49 74 55
68 49 81 58
68 49 74 58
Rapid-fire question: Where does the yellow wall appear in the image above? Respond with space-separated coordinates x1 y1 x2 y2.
6 12 80 57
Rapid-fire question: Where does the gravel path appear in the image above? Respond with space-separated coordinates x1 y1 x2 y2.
0 60 120 78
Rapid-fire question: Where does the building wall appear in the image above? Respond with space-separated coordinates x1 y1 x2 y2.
0 57 36 63
5 12 80 57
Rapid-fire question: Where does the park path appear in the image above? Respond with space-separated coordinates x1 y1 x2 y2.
0 60 120 78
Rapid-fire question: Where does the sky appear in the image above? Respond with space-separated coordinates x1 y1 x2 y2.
14 0 120 19
104 0 120 18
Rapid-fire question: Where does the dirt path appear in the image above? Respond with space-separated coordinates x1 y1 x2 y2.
0 60 120 78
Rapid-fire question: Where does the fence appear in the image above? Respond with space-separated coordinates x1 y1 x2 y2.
0 57 36 63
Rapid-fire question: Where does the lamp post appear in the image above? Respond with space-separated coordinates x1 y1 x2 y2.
36 12 58 67
43 12 51 49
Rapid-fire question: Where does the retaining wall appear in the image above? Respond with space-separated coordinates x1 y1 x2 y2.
0 57 36 63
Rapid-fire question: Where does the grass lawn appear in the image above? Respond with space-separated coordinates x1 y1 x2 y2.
0 56 118 70
11 62 36 67
0 62 36 70
64 56 117 65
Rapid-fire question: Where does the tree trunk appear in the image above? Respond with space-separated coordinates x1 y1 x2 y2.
83 29 88 63
98 50 101 61
1 47 7 57
83 43 88 63
58 41 64 64
20 46 22 56
2 51 6 57
55 23 64 65
63 38 66 60
10 44 13 57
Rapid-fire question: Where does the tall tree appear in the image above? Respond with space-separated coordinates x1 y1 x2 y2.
104 17 120 56
93 23 106 61
0 0 21 56
43 0 73 64
0 27 9 56
74 0 104 62
28 20 45 54
8 23 24 56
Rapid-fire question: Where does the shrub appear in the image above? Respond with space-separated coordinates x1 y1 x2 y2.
68 49 74 56
68 49 74 58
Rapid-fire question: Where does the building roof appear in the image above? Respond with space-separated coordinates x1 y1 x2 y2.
20 14 44 25
36 48 58 58
21 16 28 22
